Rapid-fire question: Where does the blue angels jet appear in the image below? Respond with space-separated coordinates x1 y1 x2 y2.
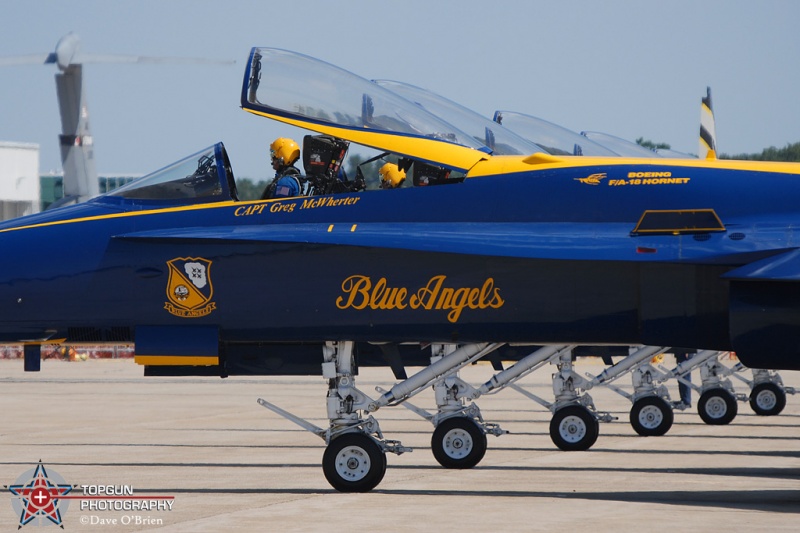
2 47 800 491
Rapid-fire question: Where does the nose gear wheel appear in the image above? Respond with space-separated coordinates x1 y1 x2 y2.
322 433 387 492
629 396 673 436
431 417 487 469
698 388 737 425
749 382 786 416
549 405 599 451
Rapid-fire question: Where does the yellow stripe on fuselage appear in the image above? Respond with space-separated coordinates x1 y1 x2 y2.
466 154 800 178
0 197 293 234
134 355 219 366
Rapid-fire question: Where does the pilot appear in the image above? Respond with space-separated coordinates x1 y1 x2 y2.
262 137 303 199
378 162 406 189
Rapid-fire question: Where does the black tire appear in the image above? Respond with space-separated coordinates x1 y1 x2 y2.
630 396 674 436
431 417 487 469
749 382 786 416
322 433 386 492
697 388 738 425
549 405 599 451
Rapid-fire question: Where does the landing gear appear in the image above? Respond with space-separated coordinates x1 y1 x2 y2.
630 396 673 436
322 433 387 492
732 367 795 416
258 341 410 492
374 343 507 470
431 416 487 469
544 348 612 450
259 341 505 491
549 405 599 451
749 382 786 416
698 387 737 425
691 353 744 425
603 346 675 436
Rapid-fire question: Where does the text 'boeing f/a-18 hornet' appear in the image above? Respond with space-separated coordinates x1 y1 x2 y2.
2 48 799 492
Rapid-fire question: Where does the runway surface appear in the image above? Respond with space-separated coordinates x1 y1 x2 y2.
1 357 798 531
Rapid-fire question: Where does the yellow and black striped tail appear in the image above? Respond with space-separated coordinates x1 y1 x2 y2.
699 86 717 159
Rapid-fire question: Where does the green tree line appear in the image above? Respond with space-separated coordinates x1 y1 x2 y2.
637 137 800 162
722 142 800 162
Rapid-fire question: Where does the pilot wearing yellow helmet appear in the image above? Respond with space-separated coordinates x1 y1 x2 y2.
263 137 303 199
378 162 406 189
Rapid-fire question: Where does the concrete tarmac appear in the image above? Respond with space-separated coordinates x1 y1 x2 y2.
1 357 798 532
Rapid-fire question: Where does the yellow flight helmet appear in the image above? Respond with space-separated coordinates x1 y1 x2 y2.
270 137 300 166
379 162 406 189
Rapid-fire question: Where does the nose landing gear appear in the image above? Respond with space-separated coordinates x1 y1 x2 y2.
322 432 388 492
431 416 487 469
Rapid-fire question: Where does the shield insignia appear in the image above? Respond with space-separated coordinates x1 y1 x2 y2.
164 257 216 318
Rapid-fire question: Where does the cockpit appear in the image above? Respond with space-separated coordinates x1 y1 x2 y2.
100 143 238 204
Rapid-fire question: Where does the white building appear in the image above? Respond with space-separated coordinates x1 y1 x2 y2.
0 142 40 220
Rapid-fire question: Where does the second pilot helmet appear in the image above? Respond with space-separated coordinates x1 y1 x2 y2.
379 162 406 189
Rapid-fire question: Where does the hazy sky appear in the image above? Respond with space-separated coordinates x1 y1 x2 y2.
1 0 798 180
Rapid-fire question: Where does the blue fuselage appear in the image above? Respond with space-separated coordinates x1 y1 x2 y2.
1 156 799 371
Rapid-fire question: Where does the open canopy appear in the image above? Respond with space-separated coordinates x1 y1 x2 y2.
580 131 661 157
374 80 547 156
241 48 493 172
493 111 618 157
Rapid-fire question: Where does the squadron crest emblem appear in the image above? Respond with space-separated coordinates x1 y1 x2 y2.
164 257 216 317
